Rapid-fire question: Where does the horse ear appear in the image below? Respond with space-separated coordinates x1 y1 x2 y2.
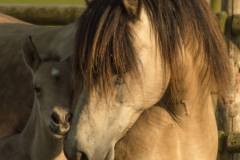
22 36 42 72
63 56 71 64
85 0 93 5
122 0 140 17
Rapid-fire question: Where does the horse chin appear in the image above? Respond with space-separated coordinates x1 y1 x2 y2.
80 145 115 160
49 126 67 139
64 139 115 160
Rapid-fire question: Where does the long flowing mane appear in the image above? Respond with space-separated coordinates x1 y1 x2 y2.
72 0 230 101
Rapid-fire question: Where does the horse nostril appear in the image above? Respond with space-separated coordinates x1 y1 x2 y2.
51 112 60 125
65 112 72 123
78 152 88 160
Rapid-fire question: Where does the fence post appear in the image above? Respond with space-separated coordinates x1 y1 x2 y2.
211 0 222 12
216 0 232 159
217 0 240 159
0 4 86 25
230 1 240 159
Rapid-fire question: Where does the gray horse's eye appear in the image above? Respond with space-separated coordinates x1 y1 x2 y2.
55 76 60 82
114 77 124 86
34 86 41 94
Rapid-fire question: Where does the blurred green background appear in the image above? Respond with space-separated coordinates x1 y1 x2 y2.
0 0 85 4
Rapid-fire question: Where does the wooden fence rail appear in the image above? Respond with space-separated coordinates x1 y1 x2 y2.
0 2 240 35
0 4 86 25
0 4 240 33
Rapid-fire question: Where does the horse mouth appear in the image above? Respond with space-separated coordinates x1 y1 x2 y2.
49 126 67 138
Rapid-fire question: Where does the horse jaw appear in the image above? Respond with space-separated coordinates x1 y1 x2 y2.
64 8 170 160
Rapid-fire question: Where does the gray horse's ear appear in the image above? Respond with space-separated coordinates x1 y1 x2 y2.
85 0 94 5
122 0 140 17
22 36 42 72
63 56 71 64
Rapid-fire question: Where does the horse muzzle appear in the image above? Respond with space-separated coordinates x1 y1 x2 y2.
64 140 115 160
49 106 72 138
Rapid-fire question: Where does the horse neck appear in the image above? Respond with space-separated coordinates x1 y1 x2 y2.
115 98 218 160
181 52 213 116
160 47 218 143
20 98 64 160
33 23 75 60
48 23 75 60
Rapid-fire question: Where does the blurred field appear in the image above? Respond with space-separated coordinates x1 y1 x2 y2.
0 0 85 5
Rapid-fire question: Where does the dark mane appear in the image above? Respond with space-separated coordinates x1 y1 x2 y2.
73 0 139 95
143 0 230 101
72 0 230 101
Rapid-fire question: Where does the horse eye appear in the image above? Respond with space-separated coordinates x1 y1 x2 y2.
34 87 41 94
114 77 124 86
55 76 60 82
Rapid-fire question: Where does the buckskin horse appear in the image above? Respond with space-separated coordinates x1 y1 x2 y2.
64 0 230 159
0 1 229 159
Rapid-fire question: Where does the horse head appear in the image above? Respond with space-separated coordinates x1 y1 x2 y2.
23 36 72 139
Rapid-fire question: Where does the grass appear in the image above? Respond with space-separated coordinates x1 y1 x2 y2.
0 0 85 5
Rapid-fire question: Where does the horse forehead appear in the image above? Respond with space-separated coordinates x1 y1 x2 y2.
51 68 60 76
36 62 69 78
44 62 67 72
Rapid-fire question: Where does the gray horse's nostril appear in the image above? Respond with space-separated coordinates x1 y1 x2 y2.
51 112 60 125
65 112 72 123
51 107 72 127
